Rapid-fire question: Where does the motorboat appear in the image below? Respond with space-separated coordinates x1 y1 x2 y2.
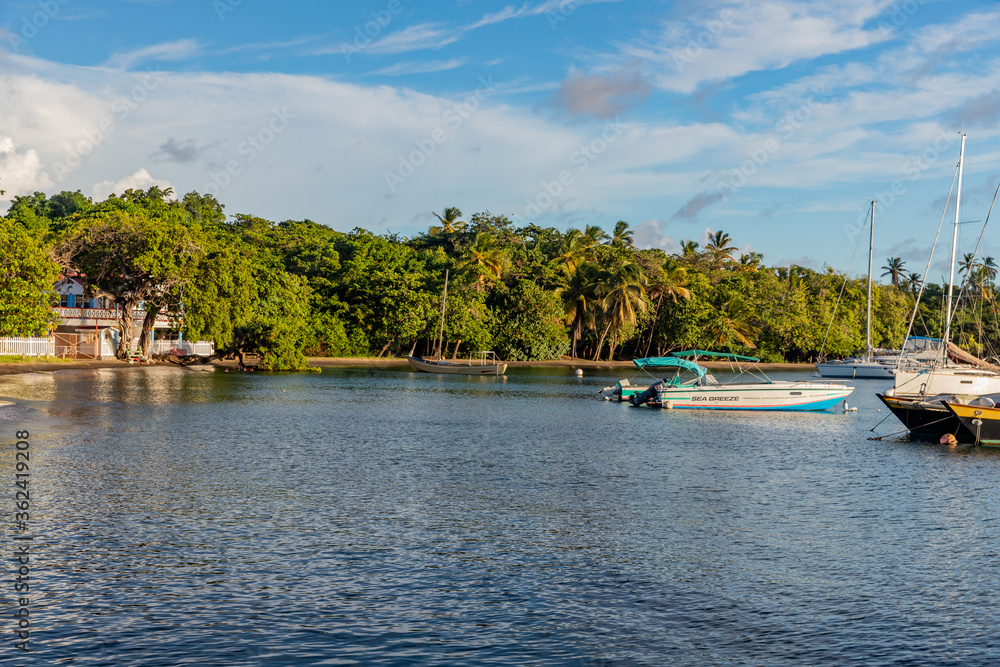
605 351 853 411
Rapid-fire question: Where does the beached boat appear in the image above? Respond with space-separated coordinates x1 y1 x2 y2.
405 269 507 375
606 351 853 411
406 351 507 375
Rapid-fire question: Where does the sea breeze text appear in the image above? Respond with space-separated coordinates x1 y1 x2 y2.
12 430 31 652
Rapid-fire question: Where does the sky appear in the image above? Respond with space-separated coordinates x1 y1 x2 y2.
2 0 1000 277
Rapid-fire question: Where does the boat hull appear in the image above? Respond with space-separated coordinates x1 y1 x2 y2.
815 361 895 379
876 393 960 439
625 382 853 411
944 402 1000 446
892 367 1000 396
406 356 507 375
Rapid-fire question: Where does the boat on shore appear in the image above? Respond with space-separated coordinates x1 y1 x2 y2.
406 351 507 375
405 269 507 376
606 351 853 411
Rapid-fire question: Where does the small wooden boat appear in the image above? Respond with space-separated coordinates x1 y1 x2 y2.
406 269 506 375
406 351 507 375
607 351 853 411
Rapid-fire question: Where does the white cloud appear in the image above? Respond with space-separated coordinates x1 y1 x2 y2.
623 0 893 93
92 168 172 200
633 219 681 253
372 59 466 76
104 39 202 70
0 135 53 200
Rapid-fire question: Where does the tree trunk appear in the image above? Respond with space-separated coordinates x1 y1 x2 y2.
451 339 462 359
644 295 663 357
593 321 613 361
138 307 159 358
115 300 139 359
378 341 392 358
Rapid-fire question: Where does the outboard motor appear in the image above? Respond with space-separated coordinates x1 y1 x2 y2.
629 381 663 407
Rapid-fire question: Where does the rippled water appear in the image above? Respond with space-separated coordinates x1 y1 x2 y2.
2 365 999 665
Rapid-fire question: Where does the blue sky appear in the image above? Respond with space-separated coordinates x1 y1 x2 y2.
2 0 1000 277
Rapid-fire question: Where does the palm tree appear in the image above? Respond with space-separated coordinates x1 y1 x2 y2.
679 240 700 258
583 224 610 247
562 263 600 359
431 207 465 235
643 259 691 356
611 220 633 248
709 289 758 350
881 257 907 287
593 262 647 361
457 232 505 291
705 230 736 269
554 228 589 276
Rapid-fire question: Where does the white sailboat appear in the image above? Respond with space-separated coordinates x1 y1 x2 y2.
886 133 1000 397
406 270 507 375
816 200 896 378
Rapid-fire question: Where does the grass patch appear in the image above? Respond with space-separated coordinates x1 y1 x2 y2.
0 355 76 364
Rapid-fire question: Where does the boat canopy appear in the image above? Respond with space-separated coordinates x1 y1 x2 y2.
632 357 707 377
671 350 761 363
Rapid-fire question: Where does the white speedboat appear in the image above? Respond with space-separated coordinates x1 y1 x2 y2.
609 351 853 411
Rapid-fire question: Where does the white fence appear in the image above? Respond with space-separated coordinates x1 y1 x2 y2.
0 337 56 357
149 340 215 356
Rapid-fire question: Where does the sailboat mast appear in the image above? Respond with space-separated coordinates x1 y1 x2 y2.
436 269 449 360
943 133 966 353
867 200 874 362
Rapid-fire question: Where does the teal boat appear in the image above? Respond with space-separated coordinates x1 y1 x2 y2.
607 351 853 411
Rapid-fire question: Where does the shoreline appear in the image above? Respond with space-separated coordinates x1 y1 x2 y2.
307 357 815 371
0 356 816 376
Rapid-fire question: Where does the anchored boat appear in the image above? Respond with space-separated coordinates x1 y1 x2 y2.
605 351 853 411
405 268 507 376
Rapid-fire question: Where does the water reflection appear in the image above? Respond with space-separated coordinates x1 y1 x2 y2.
7 366 1000 664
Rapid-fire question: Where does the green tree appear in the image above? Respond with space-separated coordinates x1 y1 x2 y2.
490 280 569 360
881 257 907 287
0 223 60 336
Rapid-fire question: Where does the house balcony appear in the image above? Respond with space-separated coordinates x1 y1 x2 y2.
53 307 173 330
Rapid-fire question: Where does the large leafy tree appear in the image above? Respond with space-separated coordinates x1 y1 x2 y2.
56 191 205 359
0 223 61 336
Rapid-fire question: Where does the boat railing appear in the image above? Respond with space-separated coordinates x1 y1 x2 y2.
468 351 503 366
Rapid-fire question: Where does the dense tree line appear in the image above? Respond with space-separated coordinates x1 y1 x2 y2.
2 185 993 369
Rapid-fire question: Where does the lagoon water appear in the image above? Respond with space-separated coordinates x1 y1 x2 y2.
2 365 1000 665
